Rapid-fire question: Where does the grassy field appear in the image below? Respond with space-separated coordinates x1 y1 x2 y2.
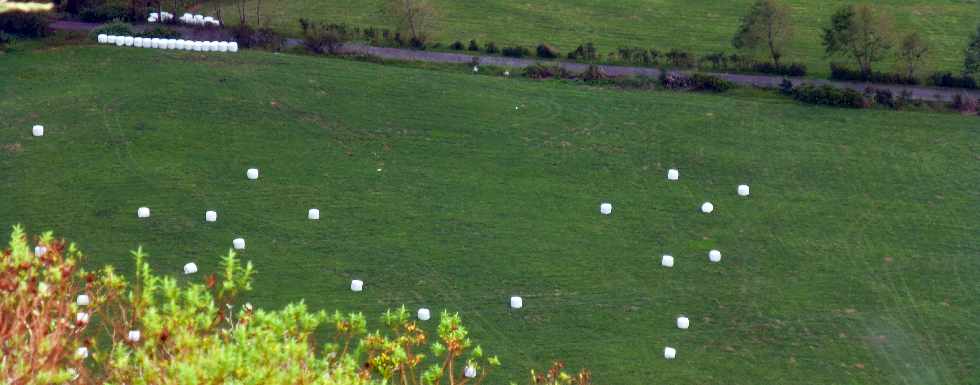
199 0 980 76
2 44 979 384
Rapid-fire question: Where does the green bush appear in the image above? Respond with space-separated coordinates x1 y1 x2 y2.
690 73 734 92
298 19 350 54
567 42 597 61
502 45 530 58
524 62 571 79
0 11 51 38
468 39 479 51
88 20 134 40
790 84 867 108
581 64 607 81
449 40 464 50
79 4 130 22
137 26 181 39
484 41 499 54
536 43 559 59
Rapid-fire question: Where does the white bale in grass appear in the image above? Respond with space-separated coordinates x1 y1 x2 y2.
182 12 192 20
464 366 477 379
148 38 157 48
194 14 204 24
677 316 690 329
350 279 363 292
167 39 176 49
107 35 117 44
664 347 676 360
308 209 320 220
183 262 198 274
200 41 210 51
599 202 612 215
246 168 259 180
137 207 150 218
232 238 245 250
667 169 679 181
510 296 523 309
208 41 218 51
661 255 674 268
76 312 89 324
147 16 157 23
709 249 722 263
417 308 430 321
218 41 228 52
127 330 141 343
34 245 46 256
133 37 143 47
32 124 44 137
737 184 750 197
205 210 217 222
149 12 158 18
700 202 714 214
98 34 107 43
504 70 510 76
204 16 215 24
229 42 238 52
76 294 90 306
76 347 89 359
124 36 134 46
176 39 186 50
193 41 203 51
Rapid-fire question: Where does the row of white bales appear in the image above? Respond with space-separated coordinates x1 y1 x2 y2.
97 34 238 52
147 11 221 26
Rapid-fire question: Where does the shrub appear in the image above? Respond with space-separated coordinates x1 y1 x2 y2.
567 42 597 61
581 64 607 81
616 46 654 65
779 78 795 94
254 26 285 51
951 94 978 113
298 19 351 54
502 45 530 58
468 39 479 51
865 86 895 108
790 84 867 108
928 72 978 89
137 26 181 39
536 43 559 59
410 36 426 49
524 62 571 79
690 73 734 92
484 41 498 54
751 62 807 76
606 75 659 90
78 4 130 22
0 31 11 50
449 40 464 50
88 20 133 39
0 11 51 38
830 63 918 85
660 71 692 89
665 49 695 68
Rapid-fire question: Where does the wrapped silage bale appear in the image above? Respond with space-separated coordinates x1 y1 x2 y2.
147 16 157 23
709 249 722 263
32 125 43 137
115 36 125 46
76 347 89 359
464 366 477 379
137 207 150 218
183 262 198 274
124 36 134 46
202 41 212 52
107 35 117 44
701 202 714 213
510 296 523 309
738 184 750 196
661 254 674 268
194 14 204 25
133 37 143 48
229 42 238 52
176 40 186 50
166 39 176 49
664 347 676 359
204 16 214 24
677 316 690 329
246 168 259 180
599 202 612 215
232 238 245 250
98 34 107 43
218 41 228 52
76 294 90 306
308 209 320 220
193 41 202 51
667 168 679 181
149 12 158 18
350 279 363 292
417 308 430 321
127 330 141 342
205 210 217 222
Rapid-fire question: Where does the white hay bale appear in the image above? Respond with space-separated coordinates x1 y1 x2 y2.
153 38 162 48
34 245 46 256
183 262 198 274
147 16 157 23
32 124 43 136
124 36 134 46
504 70 510 76
664 347 676 359
700 202 714 213
194 14 204 24
76 312 89 324
473 66 479 73
738 184 750 196
193 41 203 51
599 202 612 215
115 36 124 46
232 238 245 250
229 42 239 52
667 169 679 181
510 296 523 309
661 254 674 268
204 16 215 24
677 316 690 329
246 168 259 180
176 40 186 50
218 41 228 52
417 308 430 321
107 35 117 44
98 34 107 43
137 207 150 218
709 249 722 263
133 37 143 48
205 210 217 222
76 294 90 306
182 12 192 20
127 330 141 342
464 366 477 378
308 209 320 220
149 12 158 18
166 39 176 49
350 279 363 292
76 347 89 359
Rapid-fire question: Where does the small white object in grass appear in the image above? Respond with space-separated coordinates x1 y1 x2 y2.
709 249 722 263
661 255 674 268
701 202 714 213
76 294 90 306
664 347 676 359
205 210 217 222
510 296 523 309
76 312 89 324
32 125 44 137
667 169 679 181
137 207 150 218
106 35 116 44
417 308 431 321
183 262 198 274
738 184 750 196
464 366 477 378
504 70 510 76
127 330 141 343
232 238 245 250
377 168 382 172
229 42 239 53
350 279 363 292
98 34 107 43
677 316 690 329
246 168 259 180
599 202 612 215
219 41 229 52
76 347 89 359
308 209 320 220
34 245 46 256
473 66 479 73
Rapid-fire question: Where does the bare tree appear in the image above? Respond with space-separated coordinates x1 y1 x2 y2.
896 32 928 79
383 0 437 43
732 0 793 65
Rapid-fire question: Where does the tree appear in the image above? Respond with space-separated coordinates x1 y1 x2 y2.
896 32 928 79
732 0 793 66
965 24 980 75
821 4 895 75
383 0 437 44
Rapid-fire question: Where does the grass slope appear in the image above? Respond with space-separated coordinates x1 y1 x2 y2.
201 0 980 75
2 45 979 384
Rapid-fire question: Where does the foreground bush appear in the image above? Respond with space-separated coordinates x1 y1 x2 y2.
929 72 978 89
690 73 734 92
830 63 918 85
536 43 559 59
502 45 531 58
787 83 866 108
88 20 133 40
524 62 571 79
0 11 51 37
299 19 351 54
78 5 130 23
